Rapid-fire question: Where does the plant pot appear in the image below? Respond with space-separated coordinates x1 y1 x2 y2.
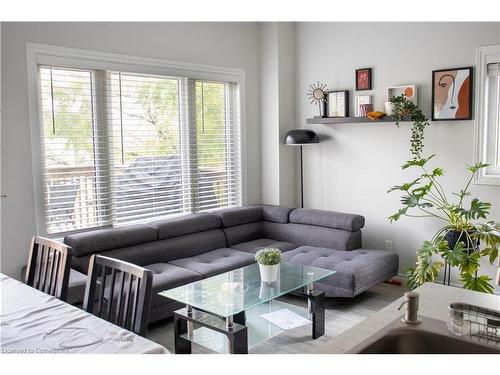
445 230 479 255
258 263 279 283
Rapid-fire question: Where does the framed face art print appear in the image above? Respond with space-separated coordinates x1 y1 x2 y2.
432 67 473 121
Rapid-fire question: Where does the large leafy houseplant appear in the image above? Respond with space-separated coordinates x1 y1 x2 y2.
388 95 499 293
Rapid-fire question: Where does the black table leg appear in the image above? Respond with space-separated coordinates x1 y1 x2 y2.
233 310 246 325
174 312 192 354
228 325 248 354
306 291 325 339
173 308 248 354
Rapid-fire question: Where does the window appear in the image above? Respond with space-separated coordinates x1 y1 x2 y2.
475 44 500 185
38 65 241 235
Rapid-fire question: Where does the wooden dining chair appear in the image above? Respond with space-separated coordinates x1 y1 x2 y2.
25 236 72 301
83 255 153 336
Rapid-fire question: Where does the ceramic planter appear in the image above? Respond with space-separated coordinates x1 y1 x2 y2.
258 263 279 283
445 230 479 255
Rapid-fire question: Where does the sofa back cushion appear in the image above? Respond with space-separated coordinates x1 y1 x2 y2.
263 222 362 251
261 205 293 223
289 208 365 232
64 224 157 257
148 213 221 240
215 206 264 227
223 222 264 247
71 229 226 274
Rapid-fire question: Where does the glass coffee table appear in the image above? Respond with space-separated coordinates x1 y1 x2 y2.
159 262 336 354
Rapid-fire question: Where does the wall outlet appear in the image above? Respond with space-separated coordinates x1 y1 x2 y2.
385 240 394 252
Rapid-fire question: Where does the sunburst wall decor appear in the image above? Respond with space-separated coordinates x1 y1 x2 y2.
307 81 328 117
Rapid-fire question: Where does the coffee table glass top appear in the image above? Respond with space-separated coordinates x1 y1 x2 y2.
159 262 335 318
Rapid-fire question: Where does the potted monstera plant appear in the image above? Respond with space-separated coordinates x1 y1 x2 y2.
255 248 282 283
388 95 499 293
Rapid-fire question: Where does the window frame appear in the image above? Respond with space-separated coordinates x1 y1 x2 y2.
474 44 500 185
26 43 247 236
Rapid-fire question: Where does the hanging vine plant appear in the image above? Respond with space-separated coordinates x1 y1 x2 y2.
390 94 430 160
387 95 499 293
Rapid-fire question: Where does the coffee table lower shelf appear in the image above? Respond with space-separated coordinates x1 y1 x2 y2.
174 291 325 354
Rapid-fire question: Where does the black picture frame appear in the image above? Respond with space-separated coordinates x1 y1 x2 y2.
327 90 349 117
431 66 473 121
355 68 372 91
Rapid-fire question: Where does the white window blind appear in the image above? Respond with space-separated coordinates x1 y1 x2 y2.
474 45 500 185
486 62 500 171
38 65 241 234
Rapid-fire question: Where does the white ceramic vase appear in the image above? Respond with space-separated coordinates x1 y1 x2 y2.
259 263 279 283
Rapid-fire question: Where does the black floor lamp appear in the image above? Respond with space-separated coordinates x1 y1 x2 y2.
283 129 319 208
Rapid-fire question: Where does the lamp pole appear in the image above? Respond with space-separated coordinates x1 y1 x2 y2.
283 129 319 209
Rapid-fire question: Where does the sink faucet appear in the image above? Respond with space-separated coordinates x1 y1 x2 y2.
398 291 421 325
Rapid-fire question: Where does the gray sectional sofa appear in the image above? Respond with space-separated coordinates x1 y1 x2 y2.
64 205 399 323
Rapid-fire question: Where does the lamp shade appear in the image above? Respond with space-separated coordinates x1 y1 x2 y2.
283 129 319 145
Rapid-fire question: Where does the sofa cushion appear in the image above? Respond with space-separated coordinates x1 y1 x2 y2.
214 206 263 227
64 224 157 257
282 246 399 296
169 248 255 278
67 268 88 305
263 221 362 251
146 263 203 308
223 222 263 247
261 205 293 223
71 229 227 274
231 238 298 254
289 208 365 232
148 213 221 240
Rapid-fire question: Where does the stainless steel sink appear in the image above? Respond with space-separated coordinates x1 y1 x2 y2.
349 316 500 354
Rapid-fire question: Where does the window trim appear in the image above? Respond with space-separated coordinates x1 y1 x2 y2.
474 44 500 185
26 42 247 236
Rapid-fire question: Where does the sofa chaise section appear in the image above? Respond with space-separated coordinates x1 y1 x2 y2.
214 206 397 298
282 246 399 297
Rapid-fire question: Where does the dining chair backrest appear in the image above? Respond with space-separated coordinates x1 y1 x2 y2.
25 236 72 301
83 255 153 336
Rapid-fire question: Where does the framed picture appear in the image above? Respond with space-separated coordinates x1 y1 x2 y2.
387 85 417 105
327 90 349 117
355 68 372 91
354 95 372 117
432 67 473 121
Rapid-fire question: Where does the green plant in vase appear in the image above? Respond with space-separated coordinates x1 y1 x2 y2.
388 95 499 293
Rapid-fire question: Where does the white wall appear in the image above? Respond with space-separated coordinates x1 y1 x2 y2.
260 22 297 207
0 22 262 278
277 23 298 207
260 23 280 204
295 22 500 291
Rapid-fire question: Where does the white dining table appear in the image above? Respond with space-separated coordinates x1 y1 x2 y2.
0 273 168 354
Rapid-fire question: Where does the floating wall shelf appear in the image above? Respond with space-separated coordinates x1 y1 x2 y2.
306 116 413 125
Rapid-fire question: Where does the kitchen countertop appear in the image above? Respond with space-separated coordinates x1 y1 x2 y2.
317 282 500 353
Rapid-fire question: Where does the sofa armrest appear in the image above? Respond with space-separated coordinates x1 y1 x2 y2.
289 208 365 232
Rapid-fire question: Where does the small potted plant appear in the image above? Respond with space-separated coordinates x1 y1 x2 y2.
255 248 282 283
